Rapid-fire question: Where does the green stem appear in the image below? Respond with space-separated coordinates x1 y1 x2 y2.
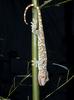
32 0 40 100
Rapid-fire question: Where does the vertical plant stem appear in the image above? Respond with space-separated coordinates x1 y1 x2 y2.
32 0 40 100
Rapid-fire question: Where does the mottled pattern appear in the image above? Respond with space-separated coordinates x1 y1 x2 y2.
24 4 49 86
36 6 49 86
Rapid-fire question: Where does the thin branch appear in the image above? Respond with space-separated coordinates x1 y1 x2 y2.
40 0 52 8
6 73 31 99
40 0 72 9
42 75 74 100
55 0 72 6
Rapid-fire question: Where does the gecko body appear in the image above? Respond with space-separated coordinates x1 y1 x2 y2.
24 4 49 86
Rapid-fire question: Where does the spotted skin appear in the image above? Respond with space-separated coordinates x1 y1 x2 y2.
24 4 49 86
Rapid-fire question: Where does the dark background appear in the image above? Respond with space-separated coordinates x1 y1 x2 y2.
0 0 74 100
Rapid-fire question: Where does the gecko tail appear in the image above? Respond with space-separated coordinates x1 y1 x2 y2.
24 4 34 24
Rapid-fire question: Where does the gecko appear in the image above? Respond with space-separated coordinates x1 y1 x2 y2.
24 4 49 86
